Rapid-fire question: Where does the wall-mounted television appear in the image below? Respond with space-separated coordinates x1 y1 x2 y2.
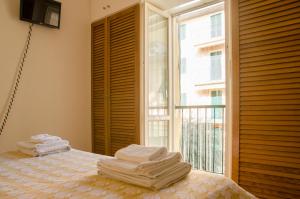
20 0 61 29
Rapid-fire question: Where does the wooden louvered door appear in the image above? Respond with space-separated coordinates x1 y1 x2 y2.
232 0 300 198
107 5 140 155
92 5 140 155
91 19 108 155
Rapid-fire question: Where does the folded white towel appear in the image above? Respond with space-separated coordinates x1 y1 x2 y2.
98 162 191 190
17 140 69 150
18 144 70 155
17 134 71 157
98 152 182 178
30 134 62 143
115 144 167 163
19 146 70 157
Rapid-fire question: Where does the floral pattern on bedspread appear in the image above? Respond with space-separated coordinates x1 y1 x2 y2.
0 149 255 199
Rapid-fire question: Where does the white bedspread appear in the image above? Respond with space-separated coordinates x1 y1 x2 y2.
0 149 256 199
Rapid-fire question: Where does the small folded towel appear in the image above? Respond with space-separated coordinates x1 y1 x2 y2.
98 162 191 190
30 134 62 143
115 144 167 163
19 146 70 157
17 134 71 157
98 152 182 178
17 140 69 150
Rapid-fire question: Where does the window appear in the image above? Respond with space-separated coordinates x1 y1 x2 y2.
181 93 187 105
210 13 222 38
211 90 222 119
179 24 186 40
146 7 170 148
210 51 222 81
180 57 187 74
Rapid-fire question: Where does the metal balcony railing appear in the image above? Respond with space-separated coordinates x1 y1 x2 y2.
148 105 225 174
176 105 225 174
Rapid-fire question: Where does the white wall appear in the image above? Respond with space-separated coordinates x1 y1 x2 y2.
91 0 139 22
0 0 92 152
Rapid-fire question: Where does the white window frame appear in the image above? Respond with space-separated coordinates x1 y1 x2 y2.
170 1 229 175
141 0 232 177
143 2 173 150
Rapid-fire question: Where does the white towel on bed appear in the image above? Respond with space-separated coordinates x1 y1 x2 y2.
19 146 70 157
17 140 69 150
30 134 62 143
17 142 70 155
114 144 167 163
98 161 191 190
98 152 182 178
17 134 71 157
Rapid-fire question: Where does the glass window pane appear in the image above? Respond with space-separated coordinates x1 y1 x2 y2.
181 93 187 105
180 57 187 74
147 9 169 147
210 51 222 80
211 90 222 119
148 120 169 147
179 24 186 40
210 13 222 38
148 9 168 115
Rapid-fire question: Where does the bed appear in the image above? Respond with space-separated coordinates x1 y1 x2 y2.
0 149 255 199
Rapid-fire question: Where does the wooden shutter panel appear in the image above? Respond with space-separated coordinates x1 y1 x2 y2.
107 5 140 155
92 19 107 154
234 0 300 198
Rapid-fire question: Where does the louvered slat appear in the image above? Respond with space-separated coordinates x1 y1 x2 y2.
236 0 300 198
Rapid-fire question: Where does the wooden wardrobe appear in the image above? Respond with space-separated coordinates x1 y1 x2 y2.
91 5 140 156
232 0 300 198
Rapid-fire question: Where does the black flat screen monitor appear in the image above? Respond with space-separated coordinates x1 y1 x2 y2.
20 0 61 29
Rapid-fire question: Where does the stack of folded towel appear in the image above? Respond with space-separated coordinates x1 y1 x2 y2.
97 144 191 190
17 134 71 157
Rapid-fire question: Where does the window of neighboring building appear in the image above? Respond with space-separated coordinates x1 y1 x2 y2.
181 93 187 105
180 57 187 74
210 51 222 81
211 90 222 119
179 24 186 40
210 13 222 38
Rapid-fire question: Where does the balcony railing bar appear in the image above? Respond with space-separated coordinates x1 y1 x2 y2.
181 108 184 156
188 108 192 162
213 107 216 172
221 107 224 174
204 107 207 171
196 108 199 169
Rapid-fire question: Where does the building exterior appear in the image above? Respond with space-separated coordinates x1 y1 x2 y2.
179 10 225 107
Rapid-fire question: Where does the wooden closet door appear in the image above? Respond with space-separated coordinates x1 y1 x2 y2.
233 0 300 198
91 19 108 154
107 5 140 155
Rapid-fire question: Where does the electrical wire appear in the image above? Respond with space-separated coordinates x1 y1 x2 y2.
0 23 34 135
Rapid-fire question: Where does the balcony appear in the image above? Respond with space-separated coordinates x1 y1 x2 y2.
176 105 225 174
148 105 225 174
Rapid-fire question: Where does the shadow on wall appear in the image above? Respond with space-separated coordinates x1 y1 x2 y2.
3 0 19 19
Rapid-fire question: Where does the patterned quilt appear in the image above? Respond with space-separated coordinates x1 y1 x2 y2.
0 149 256 199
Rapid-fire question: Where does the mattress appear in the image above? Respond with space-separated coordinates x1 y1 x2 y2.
0 149 255 199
